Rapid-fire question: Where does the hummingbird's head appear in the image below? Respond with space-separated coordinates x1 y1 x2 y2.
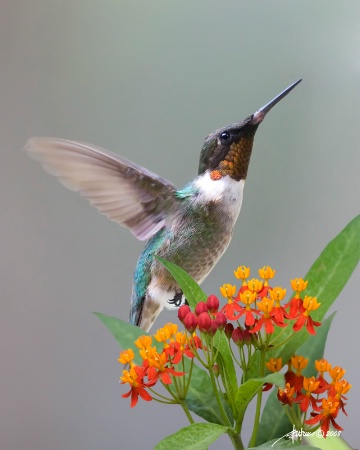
198 79 302 181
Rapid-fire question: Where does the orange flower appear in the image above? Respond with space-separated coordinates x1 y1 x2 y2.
234 265 250 282
333 379 352 415
305 397 343 437
258 266 276 284
292 296 321 335
315 358 331 390
135 335 153 350
269 286 289 322
118 348 135 365
247 278 264 293
257 266 275 297
167 331 194 364
285 278 308 318
291 355 308 373
146 351 185 384
235 290 257 326
154 323 178 350
315 358 331 375
250 297 287 334
120 365 155 408
277 383 296 406
328 366 346 397
220 284 242 320
266 357 283 373
295 376 322 412
285 356 308 393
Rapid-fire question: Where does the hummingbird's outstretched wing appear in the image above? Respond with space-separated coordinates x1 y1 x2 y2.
25 138 177 241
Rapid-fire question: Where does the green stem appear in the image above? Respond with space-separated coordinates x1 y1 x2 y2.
227 430 244 450
208 365 232 427
248 349 266 447
179 399 195 424
183 357 194 396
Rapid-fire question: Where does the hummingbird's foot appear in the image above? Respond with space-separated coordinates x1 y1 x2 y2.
167 291 184 308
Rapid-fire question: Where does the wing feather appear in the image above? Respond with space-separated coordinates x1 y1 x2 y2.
25 137 177 241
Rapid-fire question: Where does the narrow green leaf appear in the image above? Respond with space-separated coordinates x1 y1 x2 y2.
236 373 284 423
154 423 228 450
214 331 238 417
248 215 360 379
93 313 161 364
256 313 335 445
155 256 207 308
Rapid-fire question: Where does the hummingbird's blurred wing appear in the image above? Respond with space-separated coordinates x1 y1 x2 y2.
25 138 177 241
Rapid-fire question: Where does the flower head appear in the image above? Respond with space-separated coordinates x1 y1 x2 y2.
292 296 321 335
120 365 155 408
118 348 135 366
234 265 250 282
305 397 343 437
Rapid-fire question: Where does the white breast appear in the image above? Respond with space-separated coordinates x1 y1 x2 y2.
193 171 245 221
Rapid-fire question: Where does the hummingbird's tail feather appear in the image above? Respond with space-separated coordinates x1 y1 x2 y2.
130 294 163 332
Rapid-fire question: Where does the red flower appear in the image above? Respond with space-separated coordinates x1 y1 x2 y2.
220 301 242 320
120 365 156 408
284 297 304 318
305 397 343 437
293 296 321 335
146 352 185 385
293 314 321 335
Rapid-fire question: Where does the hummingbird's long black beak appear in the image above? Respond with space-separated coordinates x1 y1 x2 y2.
252 79 302 125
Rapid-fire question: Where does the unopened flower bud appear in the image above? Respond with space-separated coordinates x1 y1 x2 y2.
197 312 211 332
243 330 252 343
184 312 198 333
195 301 209 316
213 364 220 377
232 327 244 345
215 312 227 330
178 304 191 323
206 295 220 313
207 319 218 337
224 322 234 339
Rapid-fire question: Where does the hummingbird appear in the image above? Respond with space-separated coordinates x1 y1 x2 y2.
26 79 301 332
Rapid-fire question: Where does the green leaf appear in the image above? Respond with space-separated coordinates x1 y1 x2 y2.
93 313 161 364
183 359 233 425
248 215 360 379
304 433 352 450
155 257 238 420
214 331 238 417
154 423 228 450
256 313 335 445
155 256 207 308
236 373 284 423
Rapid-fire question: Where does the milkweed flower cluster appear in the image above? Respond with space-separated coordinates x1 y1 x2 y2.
215 266 321 335
118 265 350 441
119 323 192 407
267 356 351 437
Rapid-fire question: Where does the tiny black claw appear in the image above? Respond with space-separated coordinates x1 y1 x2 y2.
168 291 183 307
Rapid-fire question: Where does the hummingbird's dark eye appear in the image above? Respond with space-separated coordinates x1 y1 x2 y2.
220 131 231 142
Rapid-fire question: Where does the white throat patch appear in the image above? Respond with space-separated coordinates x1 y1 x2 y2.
193 172 245 220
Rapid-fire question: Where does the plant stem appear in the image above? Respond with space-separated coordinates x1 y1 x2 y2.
248 349 266 447
179 399 195 424
208 366 232 427
227 430 244 449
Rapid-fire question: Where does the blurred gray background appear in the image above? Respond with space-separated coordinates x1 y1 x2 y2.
1 1 359 449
